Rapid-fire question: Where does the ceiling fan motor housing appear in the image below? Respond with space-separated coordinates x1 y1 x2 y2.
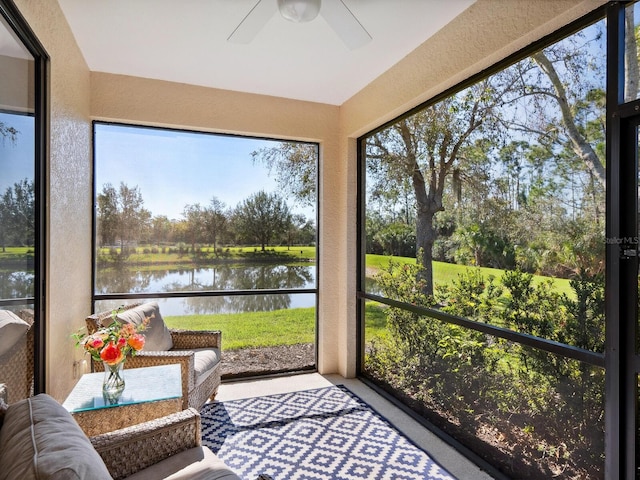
277 0 321 23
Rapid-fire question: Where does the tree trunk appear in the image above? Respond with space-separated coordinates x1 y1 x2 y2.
416 209 437 296
412 154 442 296
533 52 605 187
395 120 447 298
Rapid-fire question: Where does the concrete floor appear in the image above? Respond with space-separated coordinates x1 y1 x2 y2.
215 372 495 480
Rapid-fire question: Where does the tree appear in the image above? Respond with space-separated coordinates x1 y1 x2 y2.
0 122 18 145
367 79 506 295
297 219 316 246
97 184 118 246
181 198 229 254
282 213 307 249
530 51 605 186
149 215 173 244
204 197 228 254
373 222 416 257
96 182 150 250
251 143 318 207
182 203 207 251
234 191 291 251
0 179 34 251
498 24 607 188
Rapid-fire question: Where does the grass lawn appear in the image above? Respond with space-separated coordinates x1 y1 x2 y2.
365 254 574 297
148 251 579 351
0 246 33 261
164 307 315 350
364 302 388 342
94 245 316 266
165 303 386 350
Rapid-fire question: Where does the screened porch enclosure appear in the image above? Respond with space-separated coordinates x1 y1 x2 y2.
358 3 640 479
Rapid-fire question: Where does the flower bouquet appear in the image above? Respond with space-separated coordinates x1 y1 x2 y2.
74 308 149 402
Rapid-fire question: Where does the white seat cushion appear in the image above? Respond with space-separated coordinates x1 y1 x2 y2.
125 446 240 480
0 310 29 357
193 348 221 386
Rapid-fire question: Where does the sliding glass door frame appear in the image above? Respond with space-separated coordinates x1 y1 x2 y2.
0 0 49 394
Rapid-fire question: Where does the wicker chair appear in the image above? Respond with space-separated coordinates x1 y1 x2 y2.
85 302 221 410
90 407 239 479
0 309 34 403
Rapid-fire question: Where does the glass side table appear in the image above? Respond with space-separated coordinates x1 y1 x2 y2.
63 363 182 436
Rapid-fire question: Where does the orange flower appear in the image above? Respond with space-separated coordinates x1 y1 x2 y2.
74 308 149 363
85 335 104 351
100 341 124 365
127 333 145 351
120 323 136 336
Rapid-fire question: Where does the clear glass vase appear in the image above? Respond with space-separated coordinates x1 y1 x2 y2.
102 360 125 404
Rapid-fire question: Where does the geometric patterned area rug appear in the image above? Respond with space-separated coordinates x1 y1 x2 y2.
200 385 457 480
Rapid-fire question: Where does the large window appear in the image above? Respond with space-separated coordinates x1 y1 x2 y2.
359 10 609 480
93 123 318 378
0 0 46 393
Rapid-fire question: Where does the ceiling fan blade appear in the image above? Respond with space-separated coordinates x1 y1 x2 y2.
320 0 371 50
228 0 277 44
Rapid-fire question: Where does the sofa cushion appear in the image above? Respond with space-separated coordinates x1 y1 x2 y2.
124 446 240 480
0 394 112 480
116 302 173 351
0 310 29 357
193 348 221 386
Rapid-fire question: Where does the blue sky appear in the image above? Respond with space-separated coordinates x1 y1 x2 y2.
0 117 314 222
96 123 313 221
0 112 35 193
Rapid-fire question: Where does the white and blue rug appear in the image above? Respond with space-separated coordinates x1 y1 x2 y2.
200 385 457 480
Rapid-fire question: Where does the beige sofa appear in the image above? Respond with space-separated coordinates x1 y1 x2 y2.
0 390 241 479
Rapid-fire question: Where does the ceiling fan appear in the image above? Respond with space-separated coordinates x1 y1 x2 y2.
228 0 372 50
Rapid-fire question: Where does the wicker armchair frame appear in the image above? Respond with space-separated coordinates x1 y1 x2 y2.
86 303 221 410
0 309 34 403
90 407 202 480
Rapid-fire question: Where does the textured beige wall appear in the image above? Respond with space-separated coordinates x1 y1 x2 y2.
90 73 339 142
13 0 92 401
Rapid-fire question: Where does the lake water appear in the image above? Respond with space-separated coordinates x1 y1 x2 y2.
0 264 385 317
94 264 317 316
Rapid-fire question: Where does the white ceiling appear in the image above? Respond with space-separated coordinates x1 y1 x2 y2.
56 0 475 106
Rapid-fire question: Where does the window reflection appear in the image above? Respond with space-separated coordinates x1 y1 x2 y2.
625 3 640 103
0 11 36 304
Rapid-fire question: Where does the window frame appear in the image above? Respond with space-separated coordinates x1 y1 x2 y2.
91 121 320 371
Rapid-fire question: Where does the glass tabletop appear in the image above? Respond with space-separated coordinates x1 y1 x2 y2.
63 363 182 413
